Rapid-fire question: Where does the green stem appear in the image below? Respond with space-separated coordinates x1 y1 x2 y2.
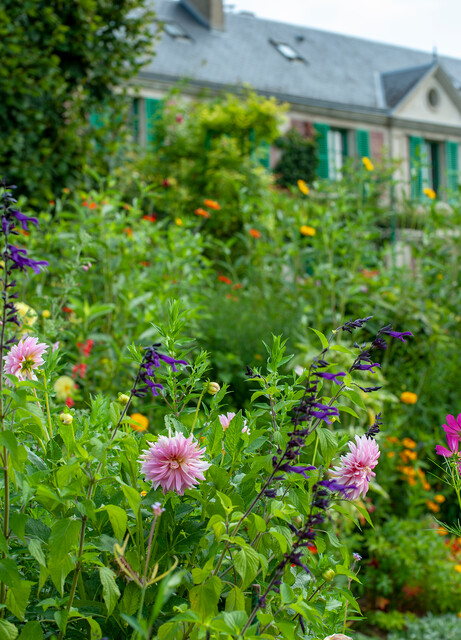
190 386 206 434
42 371 53 440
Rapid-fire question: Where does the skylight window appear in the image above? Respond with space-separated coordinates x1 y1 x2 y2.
162 21 191 41
270 39 305 63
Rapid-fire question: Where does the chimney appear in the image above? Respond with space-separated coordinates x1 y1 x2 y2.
181 0 225 30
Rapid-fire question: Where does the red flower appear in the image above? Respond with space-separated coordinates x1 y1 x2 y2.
195 208 210 218
204 199 220 210
89 202 97 210
49 200 55 206
72 363 87 379
176 114 183 123
123 227 133 237
307 545 317 554
82 201 88 207
140 261 151 267
232 283 243 290
77 339 94 358
218 275 232 285
162 178 170 188
249 228 261 239
62 306 74 313
142 214 157 222
66 397 75 408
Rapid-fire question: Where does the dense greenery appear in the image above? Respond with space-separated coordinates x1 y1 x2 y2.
274 127 319 188
0 0 154 202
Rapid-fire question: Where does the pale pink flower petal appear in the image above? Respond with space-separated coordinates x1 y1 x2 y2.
218 412 236 430
3 335 48 386
330 435 380 500
139 432 210 496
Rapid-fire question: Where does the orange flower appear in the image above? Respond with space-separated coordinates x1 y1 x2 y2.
195 208 210 218
218 275 232 285
426 500 440 513
143 214 157 222
300 225 316 236
249 228 261 238
204 199 221 210
362 269 380 278
402 437 417 449
434 494 446 503
423 481 431 490
140 261 151 267
49 200 55 206
130 413 149 432
405 449 417 461
89 202 97 210
437 527 448 535
387 436 400 444
62 187 70 194
297 179 309 195
386 451 396 458
123 227 133 237
401 391 417 404
123 203 131 210
82 201 88 207
232 283 243 290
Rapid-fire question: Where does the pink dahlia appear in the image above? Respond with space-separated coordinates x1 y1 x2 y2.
3 335 48 385
139 432 210 495
330 435 380 500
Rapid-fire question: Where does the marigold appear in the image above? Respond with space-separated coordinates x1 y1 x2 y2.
386 451 395 458
300 225 316 236
203 199 221 210
434 494 446 503
426 500 440 513
402 437 417 449
297 179 309 195
424 187 436 199
437 527 448 535
195 208 210 218
362 157 374 171
400 391 417 404
143 215 157 223
249 228 261 238
387 436 400 444
130 413 149 432
454 564 461 573
89 202 97 210
175 218 183 226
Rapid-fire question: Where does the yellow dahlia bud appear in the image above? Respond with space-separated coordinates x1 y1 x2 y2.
59 413 73 425
118 393 130 406
322 569 336 582
42 310 51 319
207 382 220 395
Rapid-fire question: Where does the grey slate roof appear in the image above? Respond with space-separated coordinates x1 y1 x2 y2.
142 1 461 114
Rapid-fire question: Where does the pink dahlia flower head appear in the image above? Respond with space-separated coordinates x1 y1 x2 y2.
3 335 48 386
139 432 210 496
330 435 380 500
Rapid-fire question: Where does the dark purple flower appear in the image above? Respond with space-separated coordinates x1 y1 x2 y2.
352 362 381 373
277 463 316 479
12 209 38 231
8 245 49 274
134 344 188 398
314 371 346 385
378 325 413 343
357 385 382 393
339 316 373 333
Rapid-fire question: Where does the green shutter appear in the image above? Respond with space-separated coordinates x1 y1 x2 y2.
131 98 139 142
257 141 271 169
314 123 329 179
356 129 370 158
446 141 459 194
89 111 105 129
146 98 164 143
409 136 424 200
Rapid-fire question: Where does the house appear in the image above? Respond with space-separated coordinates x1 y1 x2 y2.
131 0 461 198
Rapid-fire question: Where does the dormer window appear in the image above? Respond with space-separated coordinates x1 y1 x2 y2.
162 21 191 41
270 39 305 63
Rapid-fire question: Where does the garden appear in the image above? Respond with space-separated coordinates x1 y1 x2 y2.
2 4 461 638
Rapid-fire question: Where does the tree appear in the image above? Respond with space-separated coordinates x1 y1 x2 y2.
0 0 155 202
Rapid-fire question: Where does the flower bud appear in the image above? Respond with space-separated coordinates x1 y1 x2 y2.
322 568 336 582
42 310 51 319
207 382 220 395
59 413 73 425
118 393 130 406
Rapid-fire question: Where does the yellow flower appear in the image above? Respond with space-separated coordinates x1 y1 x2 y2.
424 187 436 199
454 565 461 573
402 437 417 449
16 302 38 327
426 500 440 513
400 391 417 404
437 527 448 535
297 179 309 195
405 449 417 461
300 225 316 236
53 376 75 402
434 494 446 503
175 218 183 226
423 482 431 491
386 451 396 458
42 310 51 319
387 436 400 444
437 274 444 280
130 413 149 432
140 490 147 497
362 157 374 171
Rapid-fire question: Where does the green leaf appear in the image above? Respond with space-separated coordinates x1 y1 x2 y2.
331 344 355 355
225 586 246 612
28 539 46 567
99 505 127 541
0 620 18 640
10 513 28 543
18 622 43 640
6 581 32 621
190 576 222 621
233 546 260 590
49 518 81 564
280 583 294 604
121 484 141 515
99 567 121 617
336 404 360 419
0 559 21 588
317 428 337 467
309 327 329 350
119 582 141 616
224 412 243 461
86 618 102 640
48 554 74 596
0 433 27 472
342 388 366 410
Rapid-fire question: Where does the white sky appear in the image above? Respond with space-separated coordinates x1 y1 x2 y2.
228 0 461 59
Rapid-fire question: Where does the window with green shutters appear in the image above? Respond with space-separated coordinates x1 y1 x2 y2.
314 123 330 179
409 136 442 199
356 129 370 159
145 98 164 143
446 141 459 195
